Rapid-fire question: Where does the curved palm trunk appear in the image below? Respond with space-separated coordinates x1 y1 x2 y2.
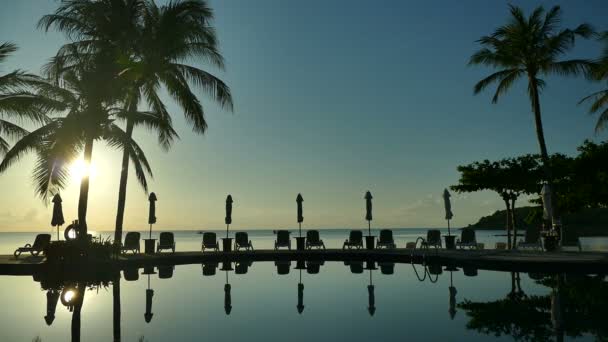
114 119 134 245
529 77 558 225
78 137 94 237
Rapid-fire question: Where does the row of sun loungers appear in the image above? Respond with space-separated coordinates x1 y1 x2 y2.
13 226 546 258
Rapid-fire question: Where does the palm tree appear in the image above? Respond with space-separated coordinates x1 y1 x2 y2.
0 69 156 237
470 5 593 222
40 0 233 243
580 31 608 132
0 42 56 155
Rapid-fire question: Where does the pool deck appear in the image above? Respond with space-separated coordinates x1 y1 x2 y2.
1 248 608 276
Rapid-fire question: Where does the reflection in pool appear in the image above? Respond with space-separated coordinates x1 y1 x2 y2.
1 261 606 341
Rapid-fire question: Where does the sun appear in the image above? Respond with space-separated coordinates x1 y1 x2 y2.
69 158 97 182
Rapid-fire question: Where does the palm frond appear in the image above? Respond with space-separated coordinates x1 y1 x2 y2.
473 68 520 95
0 121 59 174
172 63 233 110
594 107 608 133
103 123 153 192
546 59 593 77
492 69 523 103
0 42 18 64
114 109 179 151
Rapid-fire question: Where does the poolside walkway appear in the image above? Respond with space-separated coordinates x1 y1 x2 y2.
2 248 608 275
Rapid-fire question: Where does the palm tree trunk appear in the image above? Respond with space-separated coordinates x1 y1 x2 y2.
78 136 94 237
114 119 134 245
529 77 558 224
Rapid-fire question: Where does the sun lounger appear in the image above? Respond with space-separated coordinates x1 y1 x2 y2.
274 230 291 250
415 230 442 250
157 232 176 253
201 232 219 252
14 234 51 258
456 228 478 249
377 229 396 249
234 232 253 251
121 232 140 254
306 230 326 250
343 230 364 249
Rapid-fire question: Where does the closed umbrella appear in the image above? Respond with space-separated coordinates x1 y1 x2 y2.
443 189 453 236
148 192 157 239
364 191 373 235
296 194 304 237
222 261 233 315
51 194 65 241
225 195 233 239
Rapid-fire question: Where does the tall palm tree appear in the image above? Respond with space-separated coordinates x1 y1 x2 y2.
0 42 56 155
580 32 608 132
111 0 232 243
0 69 156 237
40 0 233 243
470 5 593 222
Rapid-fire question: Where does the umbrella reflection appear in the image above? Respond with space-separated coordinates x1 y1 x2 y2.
295 260 306 314
222 261 233 315
366 261 376 316
143 266 156 323
445 265 458 320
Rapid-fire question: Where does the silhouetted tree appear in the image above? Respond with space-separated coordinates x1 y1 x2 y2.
580 31 608 133
452 156 540 248
470 5 594 224
39 0 233 244
0 42 58 155
0 69 154 236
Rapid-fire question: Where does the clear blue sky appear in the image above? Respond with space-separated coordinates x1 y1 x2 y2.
0 0 606 232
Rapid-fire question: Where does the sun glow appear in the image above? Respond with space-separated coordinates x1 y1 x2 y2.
69 158 98 181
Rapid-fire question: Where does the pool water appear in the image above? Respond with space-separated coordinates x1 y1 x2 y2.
0 260 606 341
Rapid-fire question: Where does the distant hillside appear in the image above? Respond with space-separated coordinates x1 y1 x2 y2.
467 206 608 236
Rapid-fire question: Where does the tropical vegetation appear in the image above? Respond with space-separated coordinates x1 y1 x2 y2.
39 0 233 243
469 5 594 223
581 31 608 132
453 140 608 248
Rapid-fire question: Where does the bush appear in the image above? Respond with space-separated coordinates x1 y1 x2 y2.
45 236 115 264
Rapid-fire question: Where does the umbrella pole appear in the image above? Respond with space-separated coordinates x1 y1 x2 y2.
447 219 451 236
368 221 371 236
226 224 229 239
149 224 152 239
299 222 301 238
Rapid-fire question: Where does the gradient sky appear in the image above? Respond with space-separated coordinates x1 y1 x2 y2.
0 0 607 232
